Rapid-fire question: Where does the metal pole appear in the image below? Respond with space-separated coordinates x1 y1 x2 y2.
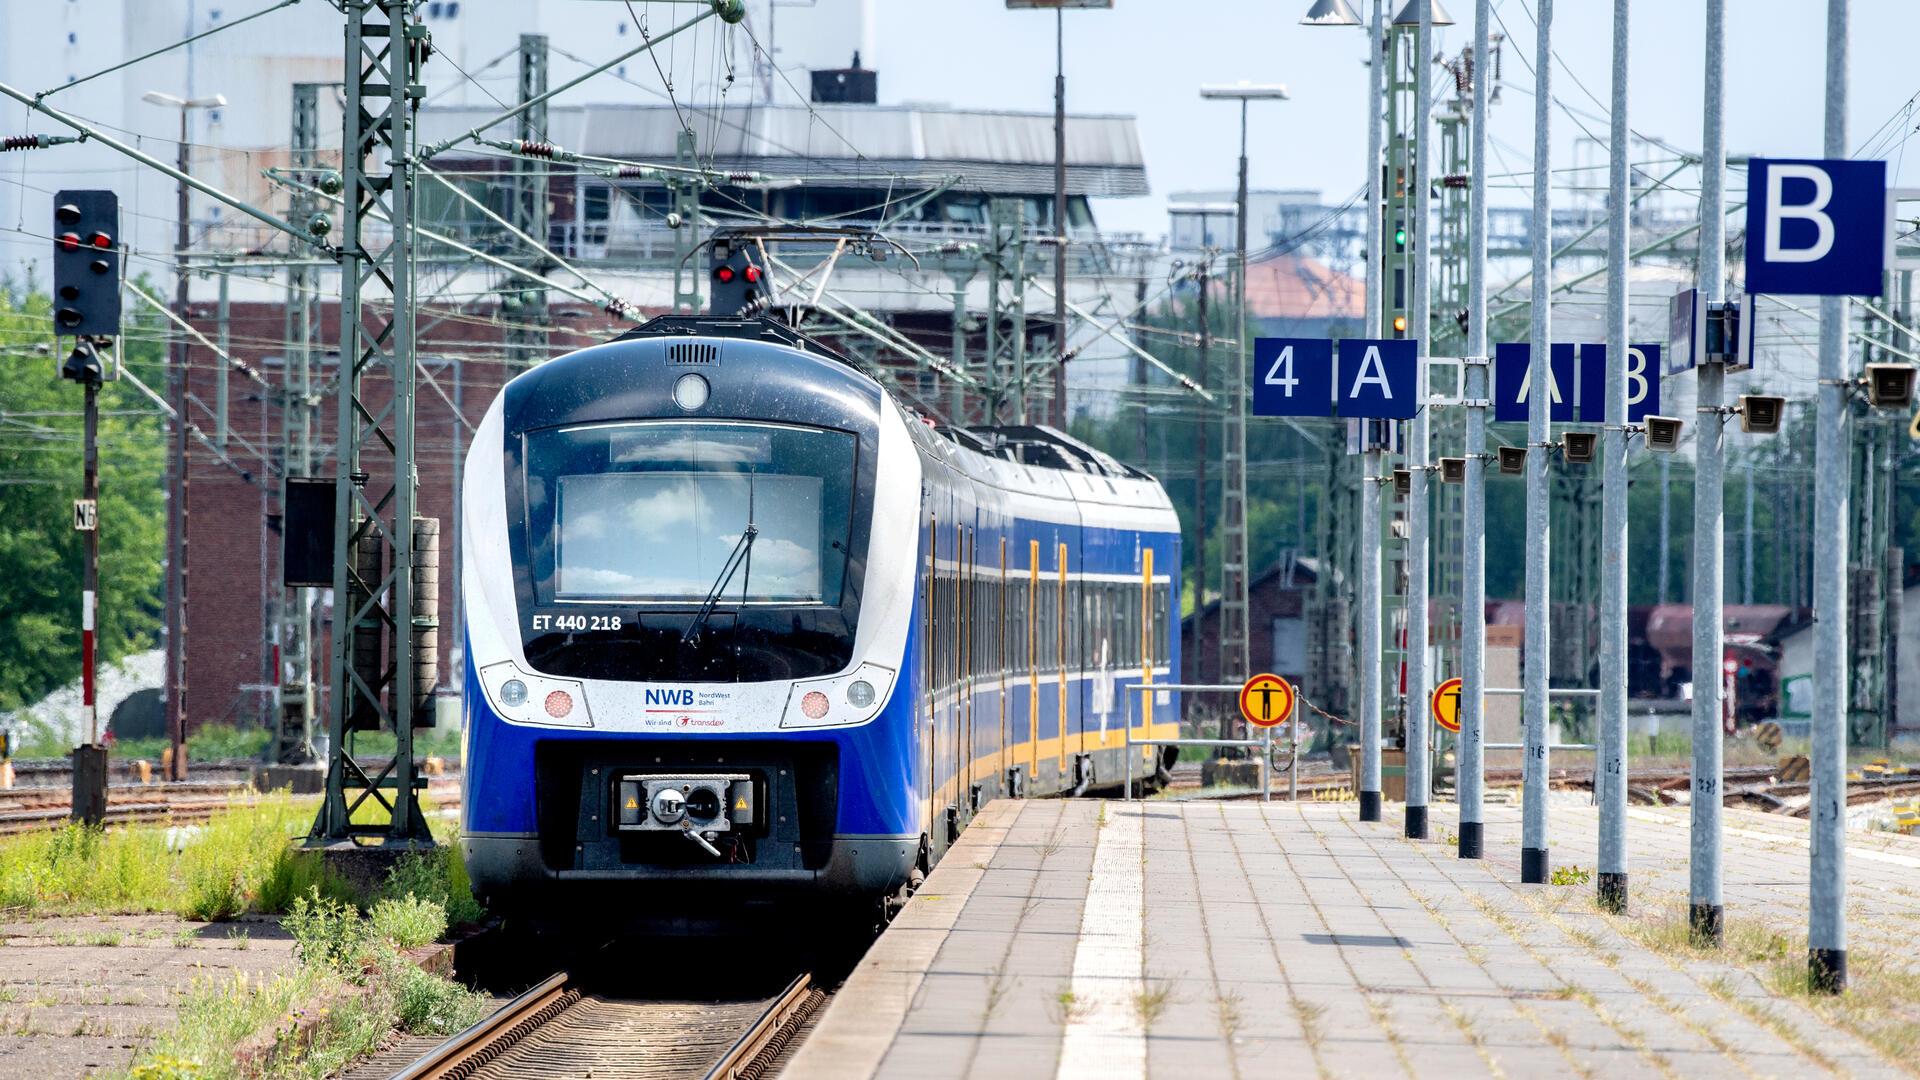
1360 448 1384 820
1596 0 1632 914
1690 0 1728 944
1521 0 1555 885
1743 466 1755 603
1404 0 1433 840
1261 722 1272 803
1809 0 1850 995
215 270 230 448
1194 261 1211 686
1459 0 1491 860
1222 101 1251 687
83 375 100 746
166 111 191 783
1289 700 1299 801
1658 455 1671 602
1051 6 1068 428
1358 0 1386 826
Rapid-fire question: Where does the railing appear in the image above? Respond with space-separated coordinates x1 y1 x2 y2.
1121 682 1302 803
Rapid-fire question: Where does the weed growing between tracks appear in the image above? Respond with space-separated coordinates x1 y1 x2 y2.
0 794 477 921
126 889 486 1080
0 794 345 916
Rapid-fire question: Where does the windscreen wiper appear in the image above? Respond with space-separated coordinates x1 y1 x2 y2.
680 524 758 648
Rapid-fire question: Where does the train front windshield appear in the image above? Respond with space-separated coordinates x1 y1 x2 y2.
518 420 867 681
543 423 852 605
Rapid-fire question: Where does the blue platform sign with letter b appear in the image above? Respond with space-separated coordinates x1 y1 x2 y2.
1252 338 1334 417
1745 158 1886 296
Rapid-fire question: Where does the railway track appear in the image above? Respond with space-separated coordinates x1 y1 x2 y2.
0 778 463 836
394 969 824 1080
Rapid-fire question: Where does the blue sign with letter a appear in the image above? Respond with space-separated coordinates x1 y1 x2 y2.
1745 158 1886 296
1252 338 1334 417
1335 338 1417 419
1494 343 1574 423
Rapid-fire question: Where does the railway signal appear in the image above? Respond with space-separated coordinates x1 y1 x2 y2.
51 190 121 338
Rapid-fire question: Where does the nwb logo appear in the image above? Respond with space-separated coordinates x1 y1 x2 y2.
645 688 693 706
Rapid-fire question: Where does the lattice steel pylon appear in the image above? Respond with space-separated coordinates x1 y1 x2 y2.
275 82 324 764
504 34 550 367
309 0 436 847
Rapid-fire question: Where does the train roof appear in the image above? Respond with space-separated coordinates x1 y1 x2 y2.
610 316 1156 487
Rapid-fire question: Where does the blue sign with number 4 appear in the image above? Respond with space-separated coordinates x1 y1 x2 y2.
1252 338 1334 417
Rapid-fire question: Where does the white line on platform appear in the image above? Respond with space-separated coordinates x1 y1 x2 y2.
1054 805 1146 1080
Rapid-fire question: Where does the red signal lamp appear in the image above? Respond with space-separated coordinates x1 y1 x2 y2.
714 265 736 283
59 232 81 253
743 265 761 284
90 232 112 249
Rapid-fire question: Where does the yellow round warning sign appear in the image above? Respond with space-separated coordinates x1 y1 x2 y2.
1432 677 1464 733
1239 673 1295 729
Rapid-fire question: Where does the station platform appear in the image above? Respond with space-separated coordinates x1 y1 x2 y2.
782 797 1917 1079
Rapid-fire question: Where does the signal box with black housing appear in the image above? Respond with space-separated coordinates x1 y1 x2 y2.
707 243 767 318
52 190 121 338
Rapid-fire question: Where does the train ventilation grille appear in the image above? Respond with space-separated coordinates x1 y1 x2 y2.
667 343 720 366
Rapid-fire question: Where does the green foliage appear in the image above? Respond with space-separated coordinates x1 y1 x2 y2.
368 894 446 951
378 843 484 927
284 889 374 972
107 722 274 764
1549 864 1592 887
0 284 170 714
253 847 356 916
145 885 485 1077
0 794 312 917
392 961 480 1035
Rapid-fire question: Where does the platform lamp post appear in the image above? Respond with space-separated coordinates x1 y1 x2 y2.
1200 81 1289 731
142 89 225 782
1300 0 1382 820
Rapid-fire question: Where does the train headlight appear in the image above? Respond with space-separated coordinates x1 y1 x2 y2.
782 664 894 728
673 372 710 411
500 678 528 707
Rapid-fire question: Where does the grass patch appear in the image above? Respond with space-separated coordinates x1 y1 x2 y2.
0 795 479 924
1046 987 1085 1026
127 887 487 1080
1132 978 1174 1029
1548 865 1592 887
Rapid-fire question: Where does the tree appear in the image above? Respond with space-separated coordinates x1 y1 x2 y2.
0 284 169 712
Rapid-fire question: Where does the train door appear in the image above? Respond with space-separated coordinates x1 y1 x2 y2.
999 535 1008 787
959 522 972 817
1057 540 1069 779
1028 538 1040 780
924 513 937 844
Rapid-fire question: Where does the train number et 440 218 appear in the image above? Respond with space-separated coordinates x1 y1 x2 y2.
532 613 623 632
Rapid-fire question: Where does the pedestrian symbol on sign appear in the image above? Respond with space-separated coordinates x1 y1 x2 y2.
1238 673 1295 729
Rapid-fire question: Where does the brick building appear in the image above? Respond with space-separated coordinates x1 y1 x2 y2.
1181 556 1323 692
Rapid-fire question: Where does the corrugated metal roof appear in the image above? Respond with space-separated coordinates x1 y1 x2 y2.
419 102 1149 197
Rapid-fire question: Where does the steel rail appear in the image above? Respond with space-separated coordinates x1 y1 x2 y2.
392 971 578 1080
702 972 821 1080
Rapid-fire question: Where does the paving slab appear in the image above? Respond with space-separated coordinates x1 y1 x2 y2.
0 912 300 1080
782 798 1919 1080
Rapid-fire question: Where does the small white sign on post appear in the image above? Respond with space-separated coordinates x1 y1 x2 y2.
73 499 97 532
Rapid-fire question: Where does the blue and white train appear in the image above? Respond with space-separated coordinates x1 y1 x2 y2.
459 316 1182 916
